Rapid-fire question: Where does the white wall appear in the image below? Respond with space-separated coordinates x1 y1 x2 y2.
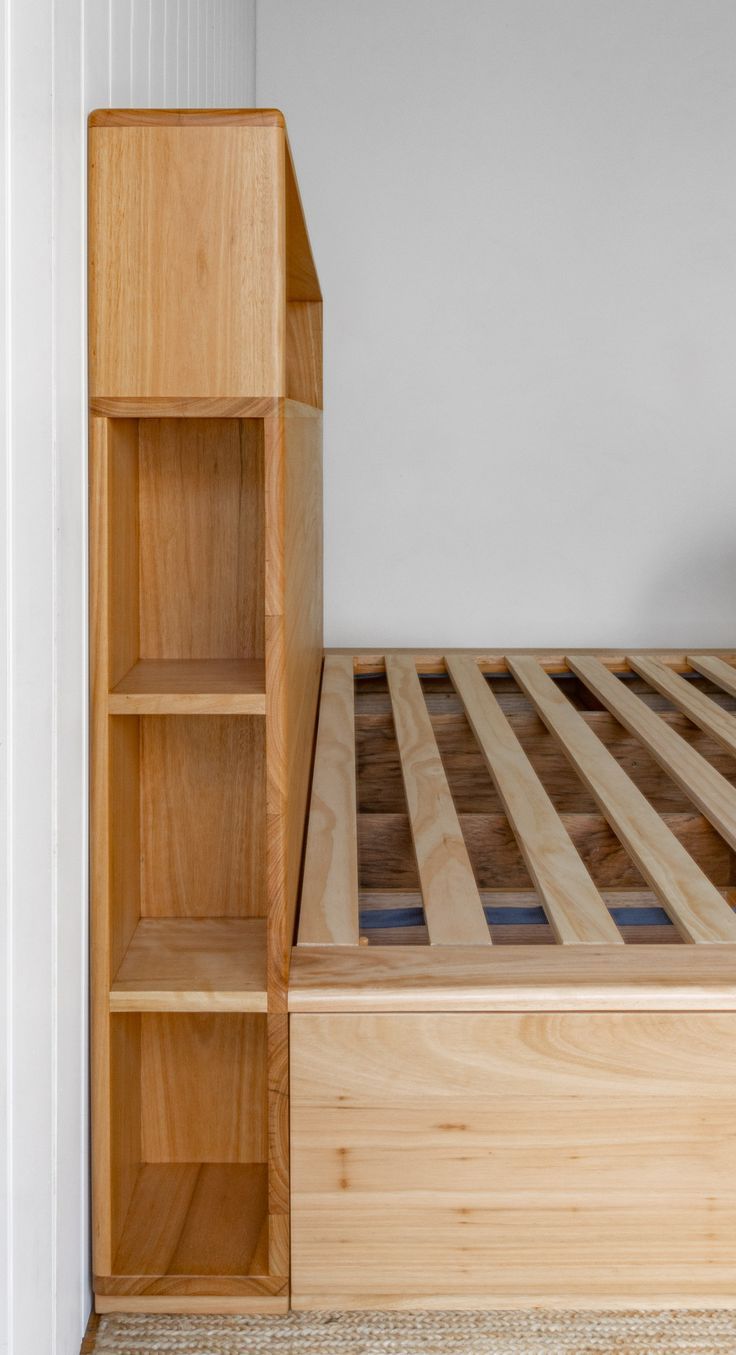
258 0 736 647
0 6 255 1353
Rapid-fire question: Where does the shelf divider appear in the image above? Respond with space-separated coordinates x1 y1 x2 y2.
108 659 266 715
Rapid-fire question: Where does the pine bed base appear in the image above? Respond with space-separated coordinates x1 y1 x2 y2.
289 650 736 1309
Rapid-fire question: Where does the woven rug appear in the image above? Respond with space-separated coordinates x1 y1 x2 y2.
94 1310 736 1355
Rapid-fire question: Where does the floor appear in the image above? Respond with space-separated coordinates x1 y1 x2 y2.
85 1309 736 1355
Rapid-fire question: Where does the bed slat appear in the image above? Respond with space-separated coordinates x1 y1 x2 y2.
569 655 736 854
446 655 623 946
385 655 490 946
689 655 736 703
298 655 360 945
628 655 736 758
508 656 736 944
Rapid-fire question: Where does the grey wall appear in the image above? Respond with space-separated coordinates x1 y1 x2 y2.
258 0 736 647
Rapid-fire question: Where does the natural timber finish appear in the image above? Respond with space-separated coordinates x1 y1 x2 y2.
569 655 736 854
510 656 736 944
629 654 736 757
298 656 359 945
89 112 322 1313
291 1011 736 1308
446 655 622 945
385 655 490 946
690 654 736 700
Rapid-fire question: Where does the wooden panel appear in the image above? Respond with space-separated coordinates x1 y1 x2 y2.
570 655 736 853
109 659 266 715
266 405 324 999
385 655 489 945
109 1015 142 1269
108 717 142 973
286 303 323 407
446 655 621 945
285 137 322 303
509 657 736 943
89 125 284 397
139 419 264 662
288 943 736 1011
291 1011 736 1306
140 715 265 919
107 419 139 686
140 1014 267 1164
111 919 267 1013
91 396 281 418
299 655 359 945
690 654 736 700
111 1163 268 1277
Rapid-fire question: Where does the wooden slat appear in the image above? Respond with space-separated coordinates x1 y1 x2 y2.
569 655 736 854
689 654 736 702
385 655 489 945
628 655 736 758
446 655 622 945
508 656 736 944
298 655 359 945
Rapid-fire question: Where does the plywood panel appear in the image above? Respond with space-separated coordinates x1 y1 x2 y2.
89 125 284 397
140 715 265 919
138 419 264 662
291 1011 736 1306
141 1013 267 1164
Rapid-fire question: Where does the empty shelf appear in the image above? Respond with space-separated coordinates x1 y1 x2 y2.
108 659 266 714
110 918 267 1012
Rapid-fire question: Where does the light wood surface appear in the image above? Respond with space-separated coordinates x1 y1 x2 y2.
690 654 736 700
140 1013 266 1163
89 109 286 127
140 715 265 919
109 659 266 715
291 1010 736 1307
385 655 489 945
288 944 736 1011
90 125 284 397
628 654 736 757
299 656 359 945
569 654 736 854
509 656 736 943
446 655 621 945
110 918 267 1012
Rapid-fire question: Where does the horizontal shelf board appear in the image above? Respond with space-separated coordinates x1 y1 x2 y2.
111 1163 268 1280
90 395 282 418
111 918 267 1012
108 659 266 715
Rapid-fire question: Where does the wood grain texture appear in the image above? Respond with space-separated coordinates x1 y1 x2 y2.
110 1164 268 1278
91 396 281 418
288 943 736 1011
265 405 324 999
690 654 736 700
138 419 264 662
570 655 736 855
89 109 286 128
140 715 265 919
629 654 736 756
509 657 736 943
385 655 489 946
291 1011 736 1307
286 303 323 407
109 659 266 715
140 1013 267 1164
299 656 359 945
110 918 267 1013
96 1297 288 1315
89 125 284 397
446 655 621 945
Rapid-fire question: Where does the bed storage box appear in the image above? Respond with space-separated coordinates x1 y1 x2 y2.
289 652 736 1310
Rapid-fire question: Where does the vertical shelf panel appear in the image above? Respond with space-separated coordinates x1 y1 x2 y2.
90 109 322 1314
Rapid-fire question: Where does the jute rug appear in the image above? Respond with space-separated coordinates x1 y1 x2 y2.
94 1310 736 1355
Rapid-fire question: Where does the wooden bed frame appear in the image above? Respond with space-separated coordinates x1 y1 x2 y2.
290 650 736 1310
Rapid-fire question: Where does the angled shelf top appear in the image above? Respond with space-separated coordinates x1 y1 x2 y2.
108 659 266 715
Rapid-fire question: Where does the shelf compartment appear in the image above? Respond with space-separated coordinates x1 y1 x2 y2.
108 659 266 715
110 918 267 1012
106 1012 269 1292
106 416 264 689
111 1162 268 1280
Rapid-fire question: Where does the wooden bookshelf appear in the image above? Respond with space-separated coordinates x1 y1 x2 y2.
89 109 322 1314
